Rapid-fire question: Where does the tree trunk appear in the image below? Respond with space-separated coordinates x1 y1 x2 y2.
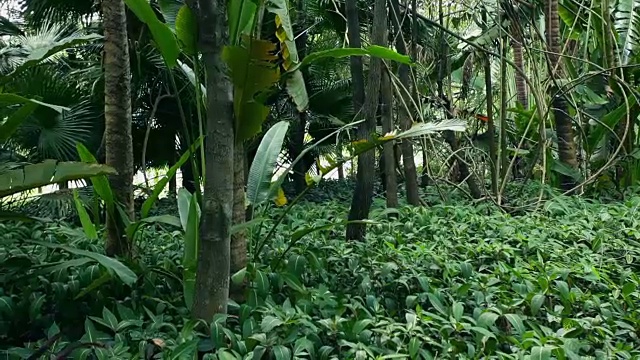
103 0 134 257
168 134 177 198
345 0 365 111
483 20 497 196
290 115 307 194
390 0 420 206
291 0 309 195
230 142 246 302
546 0 578 190
512 34 528 109
346 0 387 240
193 0 234 320
381 68 398 208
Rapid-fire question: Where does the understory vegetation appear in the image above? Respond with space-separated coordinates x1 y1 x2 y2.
2 182 640 359
4 0 640 358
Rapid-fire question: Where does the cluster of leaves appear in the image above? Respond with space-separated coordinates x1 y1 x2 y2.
3 189 640 359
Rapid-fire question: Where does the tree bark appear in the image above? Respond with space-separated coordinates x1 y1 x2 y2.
390 0 420 206
345 0 365 111
193 0 234 320
230 142 246 302
346 0 387 240
381 68 398 208
512 34 528 109
546 0 578 190
103 0 134 257
483 15 497 196
290 114 307 194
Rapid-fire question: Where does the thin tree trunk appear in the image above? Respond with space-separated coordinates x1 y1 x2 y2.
345 0 365 111
290 114 307 193
546 0 578 190
103 0 134 257
193 0 234 320
512 35 528 109
291 2 309 194
483 11 497 196
168 147 177 198
390 0 420 206
346 0 387 240
230 142 246 302
381 68 398 208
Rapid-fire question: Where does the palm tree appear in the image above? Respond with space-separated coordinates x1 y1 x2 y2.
545 0 578 190
102 0 134 256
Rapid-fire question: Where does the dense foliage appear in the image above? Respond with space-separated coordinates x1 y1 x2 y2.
2 182 640 359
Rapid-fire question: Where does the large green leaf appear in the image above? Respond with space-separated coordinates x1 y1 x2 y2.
0 160 116 198
175 5 197 55
76 143 115 207
586 96 638 151
2 34 102 81
395 119 468 138
284 69 309 112
125 0 180 67
614 0 640 65
301 46 413 67
223 39 280 142
246 121 290 205
229 0 259 45
178 188 200 310
73 189 98 240
267 0 298 66
0 93 68 113
28 241 137 285
0 102 37 143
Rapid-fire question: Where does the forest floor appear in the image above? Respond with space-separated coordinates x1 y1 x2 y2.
2 181 640 359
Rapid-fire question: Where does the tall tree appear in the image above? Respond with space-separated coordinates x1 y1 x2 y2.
346 0 387 240
390 0 420 206
381 68 398 208
545 0 578 190
192 0 234 319
102 0 134 257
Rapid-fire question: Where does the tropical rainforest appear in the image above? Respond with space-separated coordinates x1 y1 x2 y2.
1 0 640 358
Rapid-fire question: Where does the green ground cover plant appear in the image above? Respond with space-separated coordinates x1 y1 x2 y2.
2 182 639 359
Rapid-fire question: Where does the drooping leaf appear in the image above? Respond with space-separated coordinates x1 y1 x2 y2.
586 97 638 152
175 5 197 55
29 241 137 285
228 0 259 45
73 189 97 240
0 160 116 198
267 0 298 68
0 93 68 113
396 119 467 138
182 192 200 310
2 34 102 81
223 39 280 142
285 69 309 111
0 102 37 143
158 0 183 29
124 0 180 67
301 46 413 68
246 121 290 205
614 0 640 65
76 143 115 206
